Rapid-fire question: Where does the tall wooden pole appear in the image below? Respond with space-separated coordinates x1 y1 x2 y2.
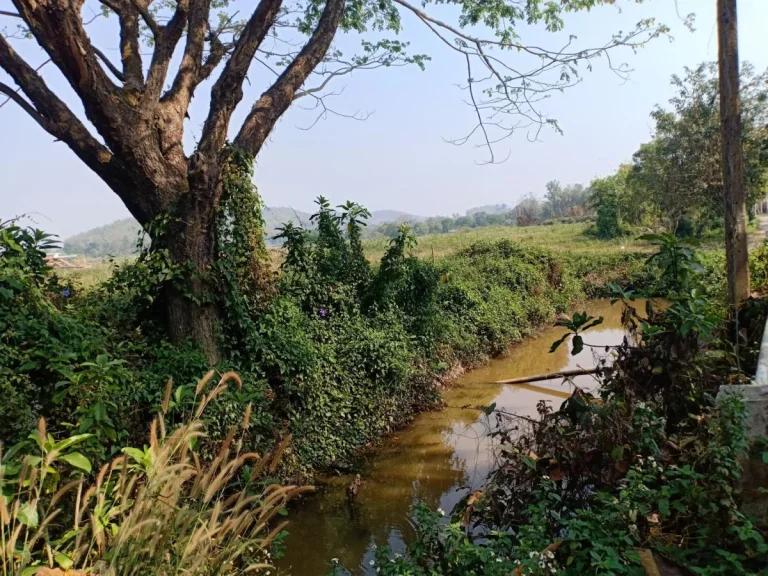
718 0 750 317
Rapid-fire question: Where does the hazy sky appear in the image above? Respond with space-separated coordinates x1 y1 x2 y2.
2 0 768 238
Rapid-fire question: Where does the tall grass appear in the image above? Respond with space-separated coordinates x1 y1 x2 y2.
0 372 310 576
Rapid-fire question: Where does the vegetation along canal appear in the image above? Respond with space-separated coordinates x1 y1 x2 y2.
277 299 649 575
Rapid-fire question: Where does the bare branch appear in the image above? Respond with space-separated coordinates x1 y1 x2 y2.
296 90 373 130
234 0 346 156
0 34 148 219
116 6 144 88
0 81 49 128
198 0 284 156
389 0 667 162
130 0 160 38
163 0 210 108
11 0 122 140
0 57 49 109
0 10 22 18
143 4 188 103
93 45 125 82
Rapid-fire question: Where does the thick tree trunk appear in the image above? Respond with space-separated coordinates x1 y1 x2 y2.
163 180 222 364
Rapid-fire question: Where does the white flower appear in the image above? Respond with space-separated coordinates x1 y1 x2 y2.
331 558 339 564
546 550 555 559
496 558 503 563
369 559 375 566
437 508 445 516
542 475 550 480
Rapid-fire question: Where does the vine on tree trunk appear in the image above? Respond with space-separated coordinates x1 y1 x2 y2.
215 145 274 357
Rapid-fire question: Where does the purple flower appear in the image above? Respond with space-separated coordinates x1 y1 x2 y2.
61 288 71 298
318 308 328 319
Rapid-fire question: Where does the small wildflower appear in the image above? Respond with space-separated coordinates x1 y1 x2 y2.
61 288 71 298
496 558 503 563
369 559 375 566
331 558 339 564
318 308 328 319
437 508 445 516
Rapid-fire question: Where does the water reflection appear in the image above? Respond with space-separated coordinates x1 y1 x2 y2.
277 299 646 575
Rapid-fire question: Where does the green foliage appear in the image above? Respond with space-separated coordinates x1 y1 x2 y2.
589 166 631 239
590 62 768 236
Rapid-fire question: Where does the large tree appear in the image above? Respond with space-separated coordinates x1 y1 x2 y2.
0 0 665 360
629 62 768 232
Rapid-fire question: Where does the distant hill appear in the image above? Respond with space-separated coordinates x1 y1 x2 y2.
367 210 422 225
63 207 422 257
64 218 142 257
466 204 512 216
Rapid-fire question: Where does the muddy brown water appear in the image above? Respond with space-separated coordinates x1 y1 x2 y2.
277 299 649 575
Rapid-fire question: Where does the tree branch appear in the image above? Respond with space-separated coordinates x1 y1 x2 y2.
93 45 125 82
142 3 188 103
234 0 346 156
162 0 210 109
197 0 284 156
0 34 150 220
116 6 144 89
130 0 159 38
11 0 122 144
0 81 49 129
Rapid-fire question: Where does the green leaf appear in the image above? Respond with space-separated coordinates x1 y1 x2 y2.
21 567 41 576
54 434 93 452
17 361 39 372
54 553 74 570
571 335 583 355
18 501 39 527
59 452 91 473
122 447 146 464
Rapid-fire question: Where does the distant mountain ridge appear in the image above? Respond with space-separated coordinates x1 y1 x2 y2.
63 206 424 257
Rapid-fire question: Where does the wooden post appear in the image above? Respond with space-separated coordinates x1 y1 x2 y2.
717 0 751 318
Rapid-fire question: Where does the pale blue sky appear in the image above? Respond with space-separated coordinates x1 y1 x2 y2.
2 0 768 238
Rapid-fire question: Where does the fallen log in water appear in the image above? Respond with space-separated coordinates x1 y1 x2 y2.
495 366 612 385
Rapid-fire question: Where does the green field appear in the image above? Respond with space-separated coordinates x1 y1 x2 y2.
60 221 743 289
362 222 653 261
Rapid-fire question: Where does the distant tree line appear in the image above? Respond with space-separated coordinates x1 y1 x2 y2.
367 182 593 239
589 62 768 239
